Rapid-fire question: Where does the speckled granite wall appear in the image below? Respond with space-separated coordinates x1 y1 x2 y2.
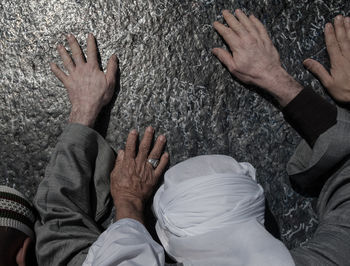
0 0 349 249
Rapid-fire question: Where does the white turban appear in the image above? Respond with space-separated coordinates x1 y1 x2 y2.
153 155 295 266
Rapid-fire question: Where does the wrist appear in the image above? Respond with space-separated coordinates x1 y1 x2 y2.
260 67 303 107
114 197 144 224
69 106 101 127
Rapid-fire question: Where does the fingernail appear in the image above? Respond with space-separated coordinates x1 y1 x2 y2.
131 129 137 135
336 15 343 21
164 152 169 158
159 135 166 142
67 34 73 40
345 17 350 25
303 60 310 67
325 23 331 30
146 126 154 133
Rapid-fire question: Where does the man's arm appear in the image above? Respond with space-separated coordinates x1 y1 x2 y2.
50 33 118 127
83 127 169 266
212 9 337 147
213 10 350 264
212 9 303 107
34 33 118 266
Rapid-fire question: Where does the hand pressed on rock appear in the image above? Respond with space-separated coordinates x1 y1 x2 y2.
110 127 169 224
50 33 118 127
304 15 350 103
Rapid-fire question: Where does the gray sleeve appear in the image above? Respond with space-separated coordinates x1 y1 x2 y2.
34 123 116 266
288 107 350 266
287 107 350 196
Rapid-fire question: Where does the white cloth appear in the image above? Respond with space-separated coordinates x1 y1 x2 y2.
83 155 295 266
82 218 165 266
153 155 295 266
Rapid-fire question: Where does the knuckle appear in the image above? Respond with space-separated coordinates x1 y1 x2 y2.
125 143 134 151
323 79 333 88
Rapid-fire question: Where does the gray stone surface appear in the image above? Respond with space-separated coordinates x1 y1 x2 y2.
0 0 349 250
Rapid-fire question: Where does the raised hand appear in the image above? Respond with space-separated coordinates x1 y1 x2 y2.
213 9 302 107
304 15 350 103
110 127 169 224
50 33 118 127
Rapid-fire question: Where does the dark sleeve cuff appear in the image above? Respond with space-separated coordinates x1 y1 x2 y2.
282 88 337 147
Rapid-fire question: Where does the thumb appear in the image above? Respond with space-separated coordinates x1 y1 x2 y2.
106 54 119 88
303 58 333 88
212 48 236 73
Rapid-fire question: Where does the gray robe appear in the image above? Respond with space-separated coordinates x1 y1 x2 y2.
34 107 350 265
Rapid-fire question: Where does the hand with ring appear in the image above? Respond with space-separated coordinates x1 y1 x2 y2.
110 126 169 224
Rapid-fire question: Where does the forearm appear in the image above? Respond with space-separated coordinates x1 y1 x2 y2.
282 88 337 146
264 67 337 147
34 124 116 265
261 67 303 107
69 105 101 128
83 218 165 266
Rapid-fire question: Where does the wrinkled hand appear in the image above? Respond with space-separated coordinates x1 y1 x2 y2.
212 9 282 88
304 15 350 103
110 127 169 224
50 33 118 127
212 9 302 106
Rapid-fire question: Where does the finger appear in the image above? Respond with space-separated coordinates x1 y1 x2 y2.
116 150 124 163
112 150 124 173
87 33 98 67
136 126 154 163
345 17 350 40
334 15 350 55
303 59 334 88
222 10 247 36
222 9 247 37
154 153 169 179
325 23 342 64
106 54 119 88
249 14 272 46
57 44 75 73
234 9 258 36
148 134 166 161
124 129 138 159
66 34 86 65
212 48 236 73
50 62 68 85
213 21 239 51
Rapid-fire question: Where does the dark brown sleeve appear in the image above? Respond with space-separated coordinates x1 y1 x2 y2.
282 88 337 147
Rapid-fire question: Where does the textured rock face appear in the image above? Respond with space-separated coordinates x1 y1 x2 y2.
0 0 349 249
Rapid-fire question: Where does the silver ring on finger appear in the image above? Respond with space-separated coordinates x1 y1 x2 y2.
147 158 159 169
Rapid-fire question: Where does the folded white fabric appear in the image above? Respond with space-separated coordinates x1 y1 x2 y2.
153 155 295 266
